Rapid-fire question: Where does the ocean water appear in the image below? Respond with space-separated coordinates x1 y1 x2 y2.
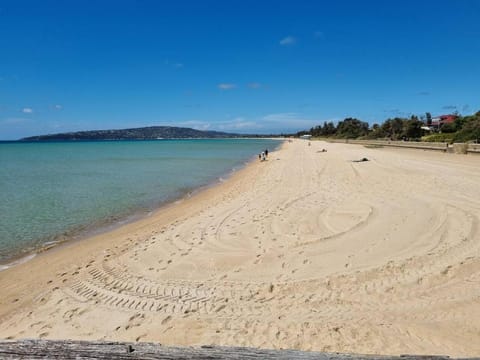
0 139 281 265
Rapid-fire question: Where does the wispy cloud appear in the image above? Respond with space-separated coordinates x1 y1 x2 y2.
178 118 260 132
1 117 30 125
22 107 33 114
261 112 332 131
218 83 237 90
384 108 401 114
177 120 211 131
280 36 296 46
54 104 63 110
169 112 333 134
314 31 324 38
164 59 184 69
417 91 430 96
442 105 457 110
216 117 260 131
383 109 412 117
248 82 262 89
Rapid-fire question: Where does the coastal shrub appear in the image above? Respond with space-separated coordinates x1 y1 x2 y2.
453 116 467 131
440 123 456 133
308 121 336 137
453 116 480 143
366 117 424 140
404 118 425 139
421 133 455 143
335 118 369 139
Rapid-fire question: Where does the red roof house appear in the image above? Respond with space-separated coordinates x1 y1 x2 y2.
431 114 458 128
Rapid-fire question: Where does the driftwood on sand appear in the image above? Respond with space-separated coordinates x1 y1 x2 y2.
0 339 463 360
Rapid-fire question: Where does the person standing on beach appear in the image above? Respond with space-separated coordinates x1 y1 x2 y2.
265 149 269 158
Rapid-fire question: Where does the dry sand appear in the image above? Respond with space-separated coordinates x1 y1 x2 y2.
1 140 480 356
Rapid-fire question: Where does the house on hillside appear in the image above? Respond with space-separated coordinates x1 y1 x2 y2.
426 114 458 131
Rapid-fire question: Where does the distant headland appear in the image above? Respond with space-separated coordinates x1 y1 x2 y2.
21 126 243 141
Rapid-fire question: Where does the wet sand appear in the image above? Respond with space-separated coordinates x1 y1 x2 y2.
1 140 479 356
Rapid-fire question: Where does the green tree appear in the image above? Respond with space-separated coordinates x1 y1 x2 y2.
453 116 467 131
390 118 404 140
336 118 369 139
440 123 456 133
426 112 432 126
454 114 480 142
404 119 424 139
323 121 336 136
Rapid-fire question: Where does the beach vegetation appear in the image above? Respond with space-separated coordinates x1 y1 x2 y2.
335 118 369 139
425 112 432 126
440 123 456 133
299 110 480 144
308 121 337 137
421 133 455 143
453 113 480 142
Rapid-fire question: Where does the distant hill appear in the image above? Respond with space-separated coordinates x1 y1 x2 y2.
21 126 240 141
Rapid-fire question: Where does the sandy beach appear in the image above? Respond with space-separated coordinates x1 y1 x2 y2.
1 139 479 356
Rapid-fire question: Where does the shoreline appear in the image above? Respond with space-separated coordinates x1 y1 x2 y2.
0 147 273 271
1 140 479 356
0 138 282 270
0 140 278 325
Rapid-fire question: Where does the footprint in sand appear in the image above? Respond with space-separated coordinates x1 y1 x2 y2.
30 321 44 329
136 334 147 342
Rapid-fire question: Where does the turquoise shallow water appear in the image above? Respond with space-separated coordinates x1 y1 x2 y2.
0 139 281 264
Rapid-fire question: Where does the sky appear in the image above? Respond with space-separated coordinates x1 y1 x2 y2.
1 0 479 139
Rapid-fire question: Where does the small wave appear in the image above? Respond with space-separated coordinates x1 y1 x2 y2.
42 240 59 247
0 253 37 272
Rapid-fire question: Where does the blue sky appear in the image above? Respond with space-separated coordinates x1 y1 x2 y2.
1 0 479 139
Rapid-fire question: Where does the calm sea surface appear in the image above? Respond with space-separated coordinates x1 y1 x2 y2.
0 139 281 265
